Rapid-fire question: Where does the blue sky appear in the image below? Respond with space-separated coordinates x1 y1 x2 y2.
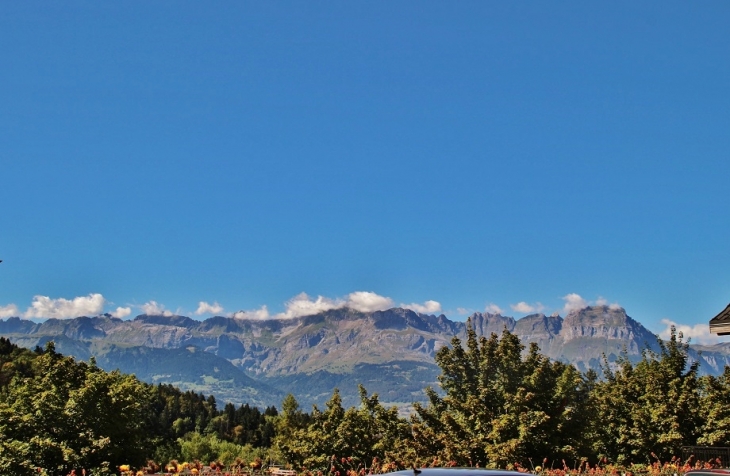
1 2 729 342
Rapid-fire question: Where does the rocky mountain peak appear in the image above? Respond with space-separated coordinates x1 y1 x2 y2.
133 314 197 328
513 313 562 338
35 316 106 340
369 307 450 332
467 312 516 337
560 305 654 343
0 316 37 334
197 315 246 333
6 304 730 409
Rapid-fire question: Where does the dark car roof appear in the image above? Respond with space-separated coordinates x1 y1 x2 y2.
383 469 525 476
685 471 730 475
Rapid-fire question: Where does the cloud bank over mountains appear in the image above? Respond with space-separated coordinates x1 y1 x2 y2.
401 300 442 314
0 304 20 319
25 293 106 319
233 291 400 320
140 300 173 317
195 301 224 316
0 294 133 320
0 291 621 321
0 291 434 321
4 291 700 340
511 301 545 314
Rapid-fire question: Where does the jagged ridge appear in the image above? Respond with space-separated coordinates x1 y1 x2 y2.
1 305 728 407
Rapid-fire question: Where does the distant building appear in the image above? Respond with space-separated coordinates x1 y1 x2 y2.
710 303 730 335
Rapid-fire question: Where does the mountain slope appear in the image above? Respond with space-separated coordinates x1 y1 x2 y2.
2 305 729 408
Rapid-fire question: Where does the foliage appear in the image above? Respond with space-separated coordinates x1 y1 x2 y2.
590 326 701 463
8 324 730 473
0 336 36 387
274 386 412 471
0 338 279 474
178 432 281 467
698 365 730 446
266 361 442 408
0 341 153 475
133 380 278 465
411 323 592 467
529 457 724 476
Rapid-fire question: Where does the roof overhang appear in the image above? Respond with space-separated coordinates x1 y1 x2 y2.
710 303 730 335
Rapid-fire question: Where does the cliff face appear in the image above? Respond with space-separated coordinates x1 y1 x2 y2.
0 305 675 373
2 305 728 407
550 306 662 370
0 316 36 334
466 312 516 337
561 306 654 342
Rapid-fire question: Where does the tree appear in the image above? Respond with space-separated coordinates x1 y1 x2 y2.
590 326 701 463
411 323 592 467
274 387 412 471
0 342 154 475
274 394 311 468
699 366 730 446
697 366 730 446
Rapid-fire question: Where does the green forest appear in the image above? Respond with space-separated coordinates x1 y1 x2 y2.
2 322 730 476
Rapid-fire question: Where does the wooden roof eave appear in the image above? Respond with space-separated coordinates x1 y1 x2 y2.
709 303 730 335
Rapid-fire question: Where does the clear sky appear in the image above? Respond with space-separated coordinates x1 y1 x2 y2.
1 2 729 342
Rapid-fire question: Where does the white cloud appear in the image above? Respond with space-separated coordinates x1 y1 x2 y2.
659 318 718 345
277 291 395 319
140 300 173 317
485 303 504 315
402 300 442 314
232 305 270 320
457 307 471 315
510 301 544 314
0 304 20 318
236 291 396 320
196 301 224 316
347 291 394 313
25 293 106 319
111 306 132 319
280 292 343 319
560 294 621 314
596 297 623 310
562 293 588 314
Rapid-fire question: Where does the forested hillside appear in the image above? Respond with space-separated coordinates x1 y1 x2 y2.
0 338 277 475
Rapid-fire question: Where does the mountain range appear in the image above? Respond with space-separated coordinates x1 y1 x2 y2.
2 305 729 409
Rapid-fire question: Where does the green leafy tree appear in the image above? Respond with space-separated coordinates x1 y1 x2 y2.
0 342 154 475
699 366 730 446
0 337 35 387
590 326 701 463
178 432 280 468
411 323 592 467
275 387 412 471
